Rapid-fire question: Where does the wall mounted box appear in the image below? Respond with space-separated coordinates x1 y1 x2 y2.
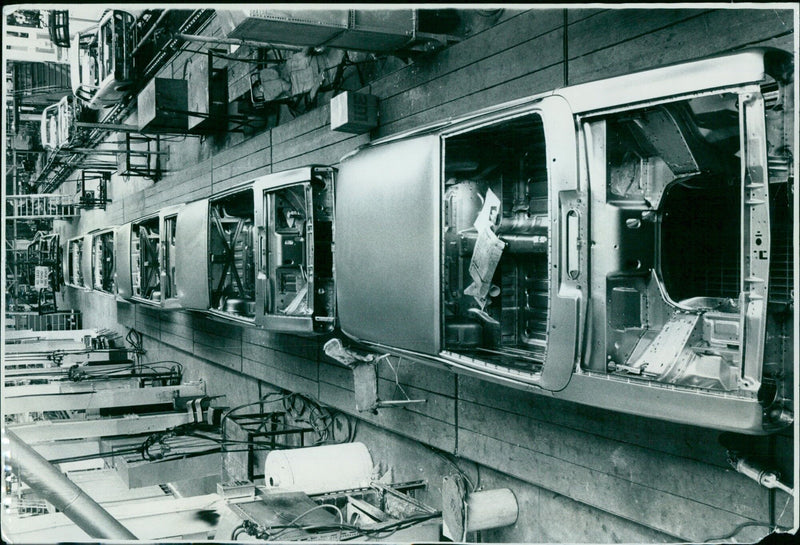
138 78 189 132
186 54 229 132
330 91 378 133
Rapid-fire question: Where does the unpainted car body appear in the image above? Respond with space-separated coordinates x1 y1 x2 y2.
116 206 182 308
68 48 794 434
174 166 336 333
90 228 116 295
69 9 136 109
63 235 91 291
335 48 795 434
40 96 74 151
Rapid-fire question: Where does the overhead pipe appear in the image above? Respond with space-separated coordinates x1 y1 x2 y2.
4 429 137 540
130 10 171 57
171 32 303 52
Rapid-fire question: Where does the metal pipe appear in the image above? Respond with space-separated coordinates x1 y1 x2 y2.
172 32 303 52
75 121 141 132
130 10 170 57
5 429 138 540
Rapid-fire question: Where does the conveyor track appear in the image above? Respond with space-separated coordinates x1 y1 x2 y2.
37 9 215 193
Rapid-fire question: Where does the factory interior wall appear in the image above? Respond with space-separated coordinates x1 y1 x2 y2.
57 7 795 543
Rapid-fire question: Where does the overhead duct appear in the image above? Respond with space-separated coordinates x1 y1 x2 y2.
4 429 137 540
228 9 458 55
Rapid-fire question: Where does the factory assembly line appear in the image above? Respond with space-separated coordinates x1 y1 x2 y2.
65 47 794 435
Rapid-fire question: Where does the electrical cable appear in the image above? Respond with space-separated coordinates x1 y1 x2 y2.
220 392 293 432
701 520 793 542
125 328 146 373
267 503 345 541
280 392 355 445
49 446 143 465
253 511 441 540
425 445 476 492
376 354 413 401
64 360 182 385
230 523 246 540
776 493 792 526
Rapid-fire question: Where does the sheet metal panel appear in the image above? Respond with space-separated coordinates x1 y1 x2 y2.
559 48 789 115
114 223 132 300
336 134 441 354
175 199 210 310
80 234 92 292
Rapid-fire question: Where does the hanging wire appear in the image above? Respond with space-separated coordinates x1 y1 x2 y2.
280 392 355 444
125 328 146 373
375 354 413 401
424 445 476 492
775 492 792 526
701 520 793 543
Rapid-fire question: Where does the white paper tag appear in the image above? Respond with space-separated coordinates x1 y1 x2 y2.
464 226 505 308
473 187 501 231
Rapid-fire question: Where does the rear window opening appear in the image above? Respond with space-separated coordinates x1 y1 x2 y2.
131 217 161 301
442 113 549 372
210 190 255 319
604 91 743 310
92 231 115 293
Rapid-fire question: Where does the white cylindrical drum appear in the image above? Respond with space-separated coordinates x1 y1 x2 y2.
263 442 373 495
466 488 519 532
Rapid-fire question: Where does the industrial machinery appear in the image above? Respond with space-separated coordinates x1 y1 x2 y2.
70 9 137 109
335 48 794 434
214 443 442 541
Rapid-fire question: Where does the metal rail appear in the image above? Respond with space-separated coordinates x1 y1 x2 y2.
4 194 79 219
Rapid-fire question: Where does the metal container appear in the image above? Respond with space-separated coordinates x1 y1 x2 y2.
137 78 189 131
263 442 373 495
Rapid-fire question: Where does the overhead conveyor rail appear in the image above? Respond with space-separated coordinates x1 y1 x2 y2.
35 9 216 193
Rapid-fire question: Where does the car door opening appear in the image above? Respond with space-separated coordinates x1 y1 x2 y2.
442 113 550 374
